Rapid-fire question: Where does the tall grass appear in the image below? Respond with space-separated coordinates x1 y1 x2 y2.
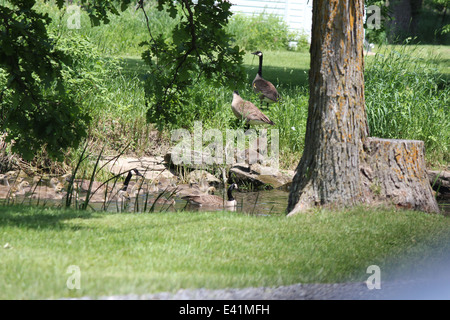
365 45 450 165
42 1 178 57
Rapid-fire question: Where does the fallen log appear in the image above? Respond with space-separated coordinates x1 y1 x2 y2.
428 170 450 197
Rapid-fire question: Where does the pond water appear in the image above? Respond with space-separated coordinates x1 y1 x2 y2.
85 189 450 216
80 188 291 215
2 189 449 216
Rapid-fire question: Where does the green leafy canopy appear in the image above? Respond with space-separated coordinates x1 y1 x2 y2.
0 0 91 160
0 0 245 159
140 0 245 130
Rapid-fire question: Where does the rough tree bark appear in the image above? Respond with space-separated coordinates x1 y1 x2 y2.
287 0 439 215
360 138 439 213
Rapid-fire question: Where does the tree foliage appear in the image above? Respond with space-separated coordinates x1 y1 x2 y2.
0 0 91 160
139 0 245 130
0 0 244 159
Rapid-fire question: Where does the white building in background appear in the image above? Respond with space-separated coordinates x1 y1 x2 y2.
229 1 376 48
229 0 313 42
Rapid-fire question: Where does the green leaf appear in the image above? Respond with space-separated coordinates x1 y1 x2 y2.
121 0 132 11
55 0 65 9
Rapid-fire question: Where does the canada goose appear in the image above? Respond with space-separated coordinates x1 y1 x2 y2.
199 172 210 192
0 180 30 199
149 179 160 193
44 182 66 200
30 175 59 189
0 174 10 186
183 183 238 207
30 184 65 200
175 179 212 197
251 51 280 107
29 180 64 200
231 91 274 127
5 170 23 182
49 177 60 188
12 180 30 194
87 169 142 203
37 176 60 188
100 168 143 196
107 170 136 202
119 169 144 192
31 175 42 186
130 179 149 195
104 189 131 210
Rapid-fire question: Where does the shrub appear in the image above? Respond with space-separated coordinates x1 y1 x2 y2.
227 12 309 51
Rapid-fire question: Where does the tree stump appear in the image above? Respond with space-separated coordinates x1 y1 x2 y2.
360 138 440 213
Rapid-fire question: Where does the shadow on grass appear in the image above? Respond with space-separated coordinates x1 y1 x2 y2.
117 50 448 90
244 64 309 88
117 56 310 88
118 56 148 78
0 203 234 232
0 205 95 230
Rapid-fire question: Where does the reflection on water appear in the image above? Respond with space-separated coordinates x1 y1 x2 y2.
185 189 290 215
82 188 291 215
438 198 450 216
2 188 449 216
117 190 450 216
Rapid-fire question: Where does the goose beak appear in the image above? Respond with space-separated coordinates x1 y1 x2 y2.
133 169 144 177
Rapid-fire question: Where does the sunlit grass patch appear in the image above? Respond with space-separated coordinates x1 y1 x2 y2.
1 205 449 299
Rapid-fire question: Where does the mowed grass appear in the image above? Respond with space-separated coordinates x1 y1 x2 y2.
1 205 449 299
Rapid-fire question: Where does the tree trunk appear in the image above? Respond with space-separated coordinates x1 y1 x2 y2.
288 0 367 214
287 0 439 215
360 138 440 213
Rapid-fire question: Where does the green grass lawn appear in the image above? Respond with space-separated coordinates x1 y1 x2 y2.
3 4 449 300
1 205 449 299
117 49 310 88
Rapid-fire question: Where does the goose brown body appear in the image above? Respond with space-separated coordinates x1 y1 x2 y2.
251 51 280 105
231 91 274 126
183 183 238 207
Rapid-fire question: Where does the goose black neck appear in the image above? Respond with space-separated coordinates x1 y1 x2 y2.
122 171 133 191
227 185 235 201
258 55 263 76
